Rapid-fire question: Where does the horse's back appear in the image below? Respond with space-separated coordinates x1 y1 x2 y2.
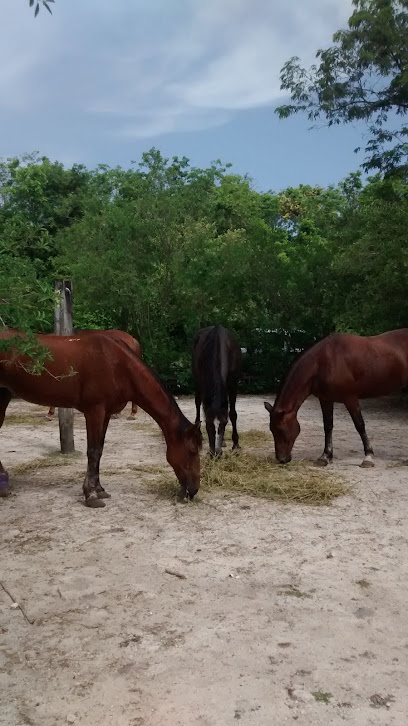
192 325 241 380
0 330 130 409
74 329 141 358
314 330 408 398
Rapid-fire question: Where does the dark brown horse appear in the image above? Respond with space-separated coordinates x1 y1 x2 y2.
0 329 202 506
46 329 141 421
264 330 408 468
192 325 242 456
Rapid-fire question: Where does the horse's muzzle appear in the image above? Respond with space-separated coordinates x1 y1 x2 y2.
278 455 291 465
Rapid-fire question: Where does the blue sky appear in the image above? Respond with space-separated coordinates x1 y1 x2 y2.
1 0 367 192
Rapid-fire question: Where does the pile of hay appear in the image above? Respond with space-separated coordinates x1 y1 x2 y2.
151 450 349 506
200 452 348 504
10 454 73 475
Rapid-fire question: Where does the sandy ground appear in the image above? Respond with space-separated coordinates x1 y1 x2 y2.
1 394 408 726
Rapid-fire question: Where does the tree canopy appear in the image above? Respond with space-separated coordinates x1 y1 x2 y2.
2 150 407 390
276 0 408 174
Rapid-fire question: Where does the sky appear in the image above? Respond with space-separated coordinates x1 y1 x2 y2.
0 0 368 192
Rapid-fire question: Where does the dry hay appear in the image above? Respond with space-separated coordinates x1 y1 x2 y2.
10 454 75 475
3 413 49 427
150 450 349 505
231 429 271 447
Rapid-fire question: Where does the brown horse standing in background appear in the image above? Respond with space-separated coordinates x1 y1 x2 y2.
192 325 242 456
46 329 141 420
0 329 202 506
264 330 408 468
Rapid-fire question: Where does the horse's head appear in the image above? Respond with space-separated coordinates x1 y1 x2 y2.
166 421 202 499
264 401 300 464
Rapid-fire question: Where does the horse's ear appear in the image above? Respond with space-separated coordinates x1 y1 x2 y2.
264 401 273 414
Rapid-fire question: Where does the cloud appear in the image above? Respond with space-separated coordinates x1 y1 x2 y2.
0 0 353 142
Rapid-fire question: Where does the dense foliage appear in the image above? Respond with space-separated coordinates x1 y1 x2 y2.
2 150 407 391
277 0 408 174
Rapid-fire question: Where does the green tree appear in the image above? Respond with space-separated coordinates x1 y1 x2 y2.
277 0 408 173
331 174 408 332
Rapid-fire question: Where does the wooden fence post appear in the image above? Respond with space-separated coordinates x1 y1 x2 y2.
54 280 75 454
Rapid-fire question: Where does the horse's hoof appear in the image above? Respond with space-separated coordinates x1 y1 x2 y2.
315 458 329 467
85 497 106 508
127 415 136 421
360 459 375 468
232 444 241 452
96 490 111 499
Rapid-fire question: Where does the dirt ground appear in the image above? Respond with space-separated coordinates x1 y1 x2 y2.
1 394 408 726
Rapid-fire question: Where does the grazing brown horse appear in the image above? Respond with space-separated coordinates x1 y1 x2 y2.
46 329 141 421
0 329 202 506
264 330 408 468
192 325 242 456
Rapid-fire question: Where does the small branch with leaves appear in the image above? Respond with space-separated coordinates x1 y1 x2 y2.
29 0 55 18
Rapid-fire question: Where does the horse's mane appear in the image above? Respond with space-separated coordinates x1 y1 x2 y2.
273 337 320 409
194 326 228 414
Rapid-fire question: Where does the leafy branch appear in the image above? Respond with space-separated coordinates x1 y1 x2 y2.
29 0 55 18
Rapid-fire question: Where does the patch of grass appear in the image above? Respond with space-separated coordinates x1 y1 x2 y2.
149 451 349 505
128 463 165 474
278 586 312 599
4 413 48 427
225 429 272 447
312 691 332 704
356 579 371 589
10 455 73 475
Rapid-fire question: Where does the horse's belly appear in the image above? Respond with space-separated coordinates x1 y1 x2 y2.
0 369 81 410
316 368 406 401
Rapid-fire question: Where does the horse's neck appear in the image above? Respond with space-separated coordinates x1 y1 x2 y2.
124 355 180 439
276 364 313 414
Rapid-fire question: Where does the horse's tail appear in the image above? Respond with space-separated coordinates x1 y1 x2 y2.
203 326 229 417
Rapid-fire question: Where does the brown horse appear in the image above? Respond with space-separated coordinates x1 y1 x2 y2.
0 329 202 506
264 330 408 468
192 325 242 456
46 329 141 421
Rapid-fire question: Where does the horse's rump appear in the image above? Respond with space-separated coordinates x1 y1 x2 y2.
192 325 241 414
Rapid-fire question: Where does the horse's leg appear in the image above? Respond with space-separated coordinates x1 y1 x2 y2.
195 390 202 425
94 413 112 499
83 407 111 507
127 402 138 421
46 406 55 420
344 399 375 468
228 386 240 451
205 416 216 457
315 400 334 466
215 420 227 456
0 389 12 496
